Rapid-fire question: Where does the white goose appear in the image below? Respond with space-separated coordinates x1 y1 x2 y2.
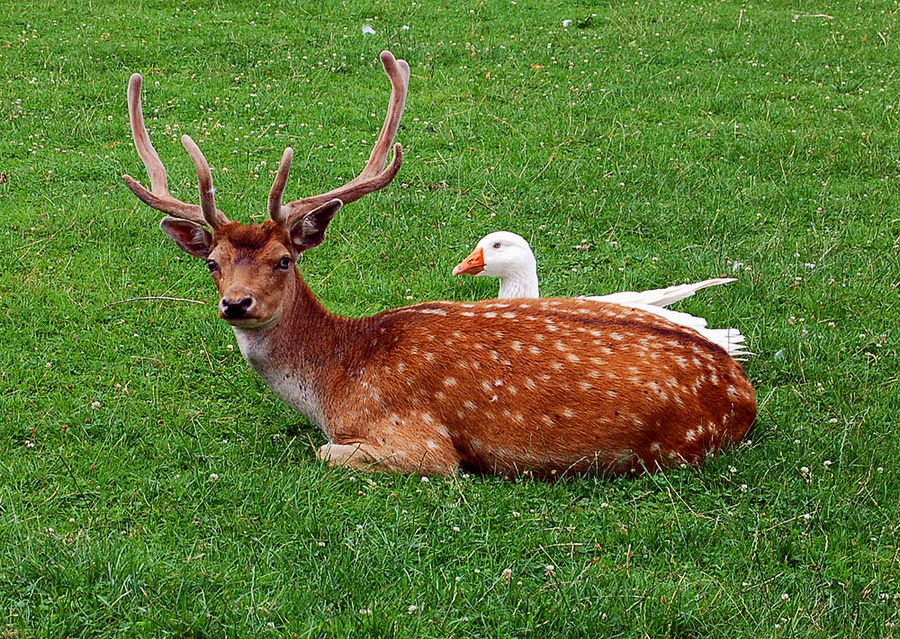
452 231 749 358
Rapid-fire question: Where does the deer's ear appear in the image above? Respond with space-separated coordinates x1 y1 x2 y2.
290 199 343 254
160 218 213 259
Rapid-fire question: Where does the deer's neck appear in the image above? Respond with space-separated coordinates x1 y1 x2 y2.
498 265 540 299
231 270 360 433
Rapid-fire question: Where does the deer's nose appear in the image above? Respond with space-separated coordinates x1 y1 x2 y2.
221 296 254 318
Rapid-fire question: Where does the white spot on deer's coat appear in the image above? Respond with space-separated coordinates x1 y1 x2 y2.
555 341 568 352
437 426 450 438
463 400 477 411
566 353 581 363
484 312 497 319
650 442 661 452
529 346 541 355
579 381 592 391
685 429 698 442
525 378 536 390
426 439 438 450
462 311 475 317
511 341 522 352
421 308 448 316
562 408 574 418
444 377 457 387
611 332 624 341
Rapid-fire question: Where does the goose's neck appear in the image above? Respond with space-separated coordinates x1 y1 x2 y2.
498 265 539 299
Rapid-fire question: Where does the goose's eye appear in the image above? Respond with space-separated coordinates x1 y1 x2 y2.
206 259 219 273
275 256 292 270
492 242 502 249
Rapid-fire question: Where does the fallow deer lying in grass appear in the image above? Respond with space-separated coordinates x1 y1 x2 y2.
123 51 756 478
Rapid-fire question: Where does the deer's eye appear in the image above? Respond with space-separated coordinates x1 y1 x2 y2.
492 242 502 249
275 256 292 270
206 259 220 273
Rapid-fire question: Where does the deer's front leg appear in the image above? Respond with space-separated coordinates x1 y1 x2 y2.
317 442 377 468
316 439 459 476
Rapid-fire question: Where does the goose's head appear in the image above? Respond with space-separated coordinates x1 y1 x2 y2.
452 231 536 279
452 231 540 299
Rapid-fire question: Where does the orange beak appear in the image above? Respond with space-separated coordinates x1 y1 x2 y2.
452 246 485 276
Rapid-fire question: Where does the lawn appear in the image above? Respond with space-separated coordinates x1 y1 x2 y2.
0 0 898 636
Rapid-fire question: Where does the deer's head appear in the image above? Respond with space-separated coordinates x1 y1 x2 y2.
122 52 410 328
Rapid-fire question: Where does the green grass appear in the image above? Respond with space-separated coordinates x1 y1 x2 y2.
1 0 898 636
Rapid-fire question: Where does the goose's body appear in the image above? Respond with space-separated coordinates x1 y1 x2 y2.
453 231 749 358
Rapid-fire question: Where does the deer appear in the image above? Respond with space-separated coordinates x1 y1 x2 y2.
122 51 756 479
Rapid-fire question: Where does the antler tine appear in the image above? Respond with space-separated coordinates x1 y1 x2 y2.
122 73 228 227
269 147 294 225
282 50 410 222
181 135 228 230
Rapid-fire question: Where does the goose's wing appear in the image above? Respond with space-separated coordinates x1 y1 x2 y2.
581 277 736 308
622 303 750 360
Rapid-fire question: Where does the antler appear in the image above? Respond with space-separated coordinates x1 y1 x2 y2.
274 50 410 225
123 73 229 229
